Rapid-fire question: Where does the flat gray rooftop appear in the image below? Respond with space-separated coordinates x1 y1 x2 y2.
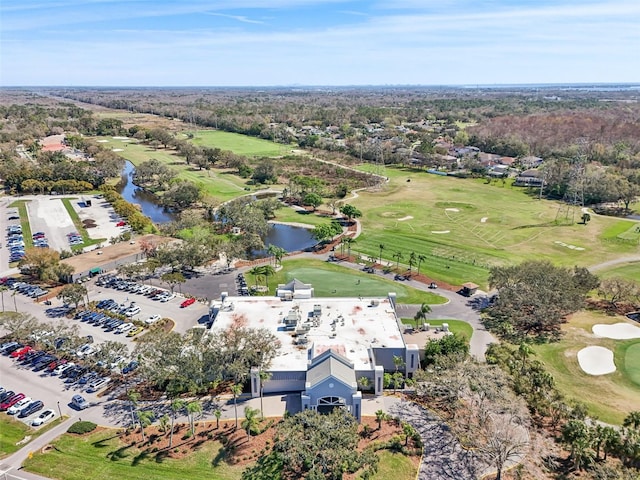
210 295 405 371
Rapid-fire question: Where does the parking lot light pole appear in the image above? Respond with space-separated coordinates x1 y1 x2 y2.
57 400 62 420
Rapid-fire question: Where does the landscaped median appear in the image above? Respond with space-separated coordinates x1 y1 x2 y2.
8 199 33 249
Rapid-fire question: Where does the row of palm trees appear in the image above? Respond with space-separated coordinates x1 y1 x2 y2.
378 244 428 276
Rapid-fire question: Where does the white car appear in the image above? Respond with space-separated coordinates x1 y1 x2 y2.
159 293 175 303
32 409 55 426
7 397 32 415
125 306 141 317
76 344 96 357
86 377 111 393
116 322 134 333
144 314 161 325
53 362 75 376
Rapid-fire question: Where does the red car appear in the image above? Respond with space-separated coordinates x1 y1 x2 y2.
180 297 196 308
10 345 32 359
0 393 25 411
116 221 127 227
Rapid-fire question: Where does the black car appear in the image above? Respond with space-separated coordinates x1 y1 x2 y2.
0 390 15 403
4 343 24 355
33 356 56 371
18 400 44 418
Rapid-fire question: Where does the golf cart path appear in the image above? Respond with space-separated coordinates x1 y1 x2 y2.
587 255 640 272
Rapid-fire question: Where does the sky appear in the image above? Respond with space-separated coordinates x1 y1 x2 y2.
1 0 639 86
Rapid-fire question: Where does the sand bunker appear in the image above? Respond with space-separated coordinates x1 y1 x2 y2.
554 240 585 251
112 148 124 152
480 217 488 223
97 139 109 143
593 323 640 339
112 136 129 140
431 230 450 234
445 208 460 212
577 346 616 375
398 216 413 221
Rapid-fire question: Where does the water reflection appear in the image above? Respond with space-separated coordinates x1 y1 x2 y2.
116 161 177 223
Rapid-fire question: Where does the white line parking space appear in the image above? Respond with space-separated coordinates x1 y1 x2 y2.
70 197 123 246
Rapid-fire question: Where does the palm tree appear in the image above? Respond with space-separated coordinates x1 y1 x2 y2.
393 251 403 271
137 410 154 442
518 341 534 374
267 244 278 267
403 423 416 446
413 303 431 329
358 376 370 392
159 414 170 434
261 265 275 292
231 383 243 429
242 406 260 438
416 254 427 276
408 252 417 275
375 409 386 430
248 266 262 288
169 398 184 448
259 370 272 419
127 390 140 429
271 245 286 266
214 408 222 429
186 400 202 436
344 237 355 260
378 244 385 265
623 411 640 430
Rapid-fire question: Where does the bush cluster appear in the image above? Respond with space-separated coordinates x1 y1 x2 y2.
67 421 97 434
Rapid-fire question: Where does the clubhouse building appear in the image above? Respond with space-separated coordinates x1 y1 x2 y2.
209 279 420 421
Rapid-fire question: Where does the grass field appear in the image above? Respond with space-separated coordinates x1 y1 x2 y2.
364 450 417 480
258 258 446 304
350 165 639 288
187 130 286 157
95 137 280 203
596 262 640 281
23 430 243 480
272 207 334 227
533 310 640 424
0 415 30 457
9 200 33 248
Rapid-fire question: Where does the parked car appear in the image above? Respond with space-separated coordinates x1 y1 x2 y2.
1 393 25 411
86 377 110 393
18 400 44 418
10 345 33 358
124 306 141 317
71 394 89 410
53 362 75 376
122 361 138 374
3 343 24 355
116 322 135 333
127 326 144 337
0 341 20 353
8 396 32 415
76 344 95 357
31 409 55 426
180 297 196 308
0 390 15 403
144 314 161 325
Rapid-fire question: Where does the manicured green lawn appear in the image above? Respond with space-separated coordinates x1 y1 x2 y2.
349 165 636 288
362 450 417 480
400 319 473 342
259 259 446 304
597 262 640 282
272 207 334 227
94 137 279 203
532 310 640 424
24 430 244 480
0 415 31 457
187 130 286 157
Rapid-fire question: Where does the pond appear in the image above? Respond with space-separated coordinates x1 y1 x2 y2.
118 161 316 253
116 161 177 223
264 223 316 252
